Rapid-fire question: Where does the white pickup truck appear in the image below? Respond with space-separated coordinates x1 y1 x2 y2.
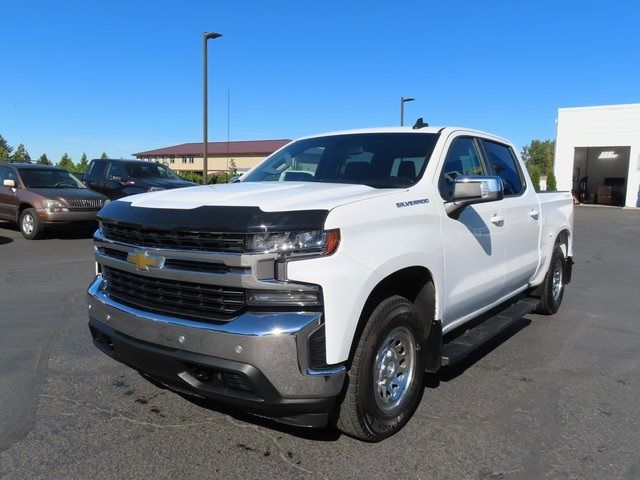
87 126 573 441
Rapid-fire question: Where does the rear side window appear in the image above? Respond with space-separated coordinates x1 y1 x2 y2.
439 137 486 201
481 140 524 196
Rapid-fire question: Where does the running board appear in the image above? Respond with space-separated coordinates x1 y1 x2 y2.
441 297 539 366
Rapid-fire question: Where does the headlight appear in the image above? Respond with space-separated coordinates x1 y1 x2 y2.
246 288 322 307
42 199 68 213
248 229 340 255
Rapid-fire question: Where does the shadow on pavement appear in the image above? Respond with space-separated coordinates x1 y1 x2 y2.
176 393 343 442
0 220 97 240
43 222 98 240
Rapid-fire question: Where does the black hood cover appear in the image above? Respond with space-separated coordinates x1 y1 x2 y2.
97 201 329 233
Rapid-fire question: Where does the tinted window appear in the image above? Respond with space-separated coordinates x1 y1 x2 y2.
0 166 19 183
18 169 85 188
87 161 108 182
481 140 523 196
439 137 485 201
108 162 128 179
243 133 440 188
122 162 181 180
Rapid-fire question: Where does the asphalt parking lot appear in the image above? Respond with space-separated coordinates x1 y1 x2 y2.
0 206 639 480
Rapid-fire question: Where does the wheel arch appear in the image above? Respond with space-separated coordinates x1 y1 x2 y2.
17 202 34 222
347 266 441 370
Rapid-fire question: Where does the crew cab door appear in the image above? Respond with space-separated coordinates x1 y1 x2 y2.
0 166 20 221
438 135 506 325
479 139 541 293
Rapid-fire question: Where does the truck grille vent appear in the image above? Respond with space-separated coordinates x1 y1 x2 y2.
101 222 246 252
102 266 245 321
308 324 329 370
64 197 104 209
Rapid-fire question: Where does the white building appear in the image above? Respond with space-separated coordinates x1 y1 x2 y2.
554 103 640 208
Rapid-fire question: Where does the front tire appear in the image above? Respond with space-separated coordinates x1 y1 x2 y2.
534 244 565 315
336 295 426 442
19 208 43 240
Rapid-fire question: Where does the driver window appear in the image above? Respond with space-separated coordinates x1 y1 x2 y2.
439 137 485 201
108 163 127 180
0 167 18 184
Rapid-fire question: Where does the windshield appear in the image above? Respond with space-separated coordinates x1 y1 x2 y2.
122 162 181 180
242 133 440 188
19 168 85 189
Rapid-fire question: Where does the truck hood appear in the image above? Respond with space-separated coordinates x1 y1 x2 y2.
124 181 400 212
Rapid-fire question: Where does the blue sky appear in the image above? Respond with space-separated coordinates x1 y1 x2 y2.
1 0 639 163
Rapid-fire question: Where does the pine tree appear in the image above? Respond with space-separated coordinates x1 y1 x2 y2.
100 152 109 160
546 169 557 191
527 165 541 192
10 143 31 163
37 154 51 165
77 153 89 172
0 134 14 163
58 153 75 171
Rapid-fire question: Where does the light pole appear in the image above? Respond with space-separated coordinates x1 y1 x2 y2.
203 31 222 184
400 96 415 126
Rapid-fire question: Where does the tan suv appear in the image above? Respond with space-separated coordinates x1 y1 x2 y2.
0 163 108 239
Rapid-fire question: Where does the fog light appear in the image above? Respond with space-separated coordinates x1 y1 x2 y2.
246 289 322 307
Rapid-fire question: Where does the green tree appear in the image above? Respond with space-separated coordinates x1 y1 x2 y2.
37 153 51 165
58 153 75 171
527 164 541 192
521 139 555 175
76 153 89 173
229 158 238 176
546 169 557 191
0 134 14 163
10 143 31 163
100 152 109 160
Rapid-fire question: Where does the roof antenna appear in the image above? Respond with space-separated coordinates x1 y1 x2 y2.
412 117 428 129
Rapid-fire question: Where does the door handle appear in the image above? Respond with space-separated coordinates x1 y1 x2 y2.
490 214 505 226
529 209 540 219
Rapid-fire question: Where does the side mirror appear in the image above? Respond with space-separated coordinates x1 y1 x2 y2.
109 175 123 182
3 179 16 188
445 175 504 218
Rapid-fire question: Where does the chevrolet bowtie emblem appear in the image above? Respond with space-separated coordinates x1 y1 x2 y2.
127 250 165 270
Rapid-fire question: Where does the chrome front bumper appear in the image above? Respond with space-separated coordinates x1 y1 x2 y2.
87 276 345 402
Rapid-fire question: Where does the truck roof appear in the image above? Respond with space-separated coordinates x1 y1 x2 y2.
297 126 512 145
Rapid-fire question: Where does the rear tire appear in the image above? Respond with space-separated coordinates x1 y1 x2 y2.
534 244 565 315
336 295 426 442
19 208 43 240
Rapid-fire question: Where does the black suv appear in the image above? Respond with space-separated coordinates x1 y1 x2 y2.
84 159 196 200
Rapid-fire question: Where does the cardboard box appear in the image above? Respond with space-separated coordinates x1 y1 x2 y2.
598 186 613 196
598 194 612 205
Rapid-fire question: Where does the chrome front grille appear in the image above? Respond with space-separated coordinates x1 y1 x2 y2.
64 197 104 209
100 222 246 252
102 266 246 321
